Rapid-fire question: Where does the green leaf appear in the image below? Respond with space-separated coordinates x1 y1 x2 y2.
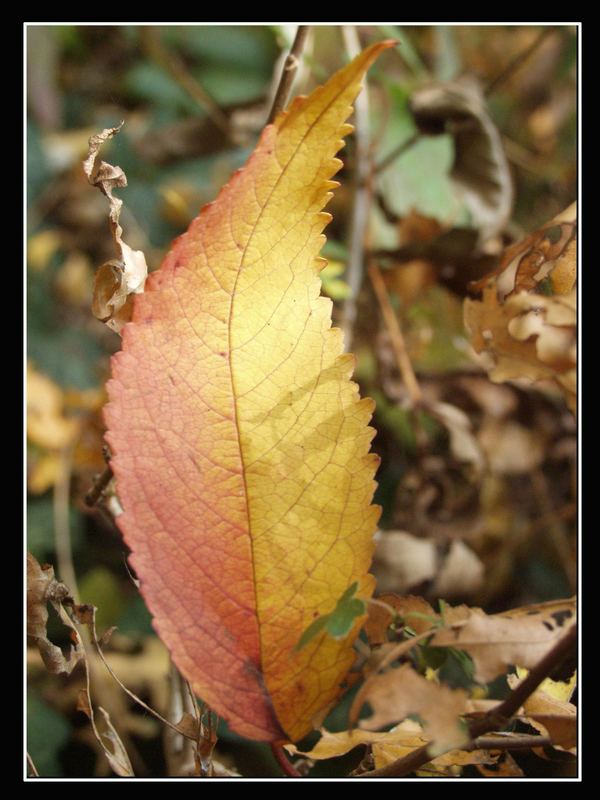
295 614 329 652
296 582 366 650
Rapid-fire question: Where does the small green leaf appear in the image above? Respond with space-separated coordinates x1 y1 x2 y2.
326 597 366 639
295 614 329 652
295 582 366 650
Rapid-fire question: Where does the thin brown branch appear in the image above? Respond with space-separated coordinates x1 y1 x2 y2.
374 132 420 176
470 734 552 752
485 26 558 97
84 610 194 742
27 752 39 778
267 26 310 124
356 622 576 777
140 27 231 138
341 25 373 352
368 262 423 406
270 742 302 778
85 464 114 507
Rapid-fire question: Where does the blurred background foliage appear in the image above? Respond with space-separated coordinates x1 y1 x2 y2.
27 24 577 778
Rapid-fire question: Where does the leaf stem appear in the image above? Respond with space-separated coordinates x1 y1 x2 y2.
355 622 576 777
270 742 302 777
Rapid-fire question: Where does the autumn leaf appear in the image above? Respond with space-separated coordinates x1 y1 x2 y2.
285 718 496 771
105 42 393 743
350 662 470 753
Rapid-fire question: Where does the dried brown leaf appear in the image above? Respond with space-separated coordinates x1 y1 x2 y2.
371 720 496 771
286 718 495 771
429 597 576 683
353 663 470 753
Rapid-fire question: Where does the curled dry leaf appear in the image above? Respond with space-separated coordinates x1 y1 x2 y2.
351 663 470 753
464 203 576 411
83 123 147 334
26 552 83 675
410 77 513 243
429 597 576 683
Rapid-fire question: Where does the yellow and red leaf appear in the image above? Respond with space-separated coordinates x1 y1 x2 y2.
105 42 391 742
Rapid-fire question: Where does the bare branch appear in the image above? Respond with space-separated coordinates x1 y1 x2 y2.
485 26 558 97
140 27 231 138
341 25 373 352
368 262 423 406
267 26 310 124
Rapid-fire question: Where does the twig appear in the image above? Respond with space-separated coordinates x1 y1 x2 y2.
270 742 302 778
164 663 197 777
83 609 198 742
374 132 420 176
469 734 552 752
26 752 39 778
368 262 423 406
267 26 310 124
341 25 373 352
85 464 114 507
140 27 230 138
485 26 557 97
356 622 576 777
